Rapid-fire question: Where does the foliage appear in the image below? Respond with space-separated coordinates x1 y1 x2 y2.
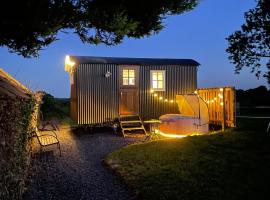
226 0 270 84
0 0 199 57
236 85 270 106
39 92 73 124
0 95 36 200
40 93 56 115
105 118 270 200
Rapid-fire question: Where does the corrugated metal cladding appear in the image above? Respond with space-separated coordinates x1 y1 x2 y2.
139 65 197 120
76 64 119 124
74 63 197 124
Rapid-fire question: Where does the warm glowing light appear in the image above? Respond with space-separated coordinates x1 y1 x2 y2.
159 96 163 100
211 100 214 103
194 90 198 94
170 100 174 103
154 129 159 134
214 97 217 101
219 88 224 92
65 55 76 72
158 130 187 138
220 102 224 106
154 93 158 97
218 93 223 99
164 99 168 102
207 100 210 104
150 89 154 93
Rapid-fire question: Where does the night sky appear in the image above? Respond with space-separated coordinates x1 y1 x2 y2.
0 0 268 98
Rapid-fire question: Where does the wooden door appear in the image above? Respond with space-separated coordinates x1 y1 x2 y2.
119 66 139 115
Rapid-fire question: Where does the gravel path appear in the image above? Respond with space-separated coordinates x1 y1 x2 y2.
23 127 144 200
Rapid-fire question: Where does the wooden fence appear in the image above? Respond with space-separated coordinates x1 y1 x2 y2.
196 87 236 128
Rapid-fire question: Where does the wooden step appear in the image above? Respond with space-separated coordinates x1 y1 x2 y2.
120 120 142 124
122 127 145 131
119 114 146 137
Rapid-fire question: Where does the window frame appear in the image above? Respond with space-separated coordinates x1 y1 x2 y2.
150 70 166 91
122 69 136 86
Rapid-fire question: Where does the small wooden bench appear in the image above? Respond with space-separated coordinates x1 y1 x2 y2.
33 126 61 156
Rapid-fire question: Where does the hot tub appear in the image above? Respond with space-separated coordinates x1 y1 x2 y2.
159 114 208 135
159 94 209 136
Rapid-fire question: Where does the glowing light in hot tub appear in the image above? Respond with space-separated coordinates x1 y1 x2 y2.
164 99 168 102
159 96 163 100
156 130 187 138
154 93 158 97
170 100 174 103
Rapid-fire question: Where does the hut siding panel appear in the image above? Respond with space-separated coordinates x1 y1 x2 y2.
70 69 78 122
76 64 119 124
74 64 197 124
139 65 197 120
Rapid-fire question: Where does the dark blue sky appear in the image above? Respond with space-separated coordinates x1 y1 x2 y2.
0 0 268 98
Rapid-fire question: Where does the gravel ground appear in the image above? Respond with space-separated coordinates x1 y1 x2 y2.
23 127 144 200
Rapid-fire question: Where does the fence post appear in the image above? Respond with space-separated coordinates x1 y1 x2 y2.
222 88 226 132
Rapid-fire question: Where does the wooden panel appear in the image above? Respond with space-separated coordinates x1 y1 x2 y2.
119 65 139 115
197 87 236 127
120 89 139 115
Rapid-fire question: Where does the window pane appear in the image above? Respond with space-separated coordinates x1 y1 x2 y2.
123 70 129 77
158 80 163 89
158 73 163 80
123 78 129 85
129 70 135 78
129 78 135 85
153 80 158 88
152 72 157 81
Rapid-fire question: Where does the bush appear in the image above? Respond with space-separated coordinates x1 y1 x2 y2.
0 95 35 200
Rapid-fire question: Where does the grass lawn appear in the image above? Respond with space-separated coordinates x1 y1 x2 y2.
105 118 270 200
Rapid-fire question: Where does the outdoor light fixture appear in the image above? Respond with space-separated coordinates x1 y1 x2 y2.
65 55 76 73
105 71 111 78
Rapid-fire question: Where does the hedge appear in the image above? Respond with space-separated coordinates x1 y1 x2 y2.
0 95 36 200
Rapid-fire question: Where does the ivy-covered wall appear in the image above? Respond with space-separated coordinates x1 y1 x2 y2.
0 95 36 200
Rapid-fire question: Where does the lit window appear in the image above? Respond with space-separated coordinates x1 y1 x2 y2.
151 70 165 91
123 69 135 86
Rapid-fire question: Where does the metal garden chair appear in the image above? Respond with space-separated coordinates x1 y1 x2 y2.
33 125 61 156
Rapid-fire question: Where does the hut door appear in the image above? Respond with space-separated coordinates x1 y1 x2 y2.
119 66 139 115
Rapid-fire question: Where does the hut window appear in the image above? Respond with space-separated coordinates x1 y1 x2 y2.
150 70 165 91
123 69 135 85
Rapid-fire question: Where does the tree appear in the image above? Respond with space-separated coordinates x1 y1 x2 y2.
226 0 270 84
0 0 199 58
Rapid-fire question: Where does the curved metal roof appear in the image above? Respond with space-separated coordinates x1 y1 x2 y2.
70 56 200 66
